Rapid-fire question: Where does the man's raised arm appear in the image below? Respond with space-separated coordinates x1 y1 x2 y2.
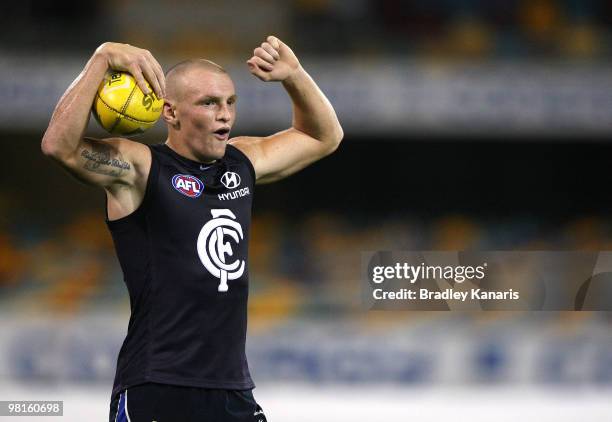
230 36 343 184
41 42 165 188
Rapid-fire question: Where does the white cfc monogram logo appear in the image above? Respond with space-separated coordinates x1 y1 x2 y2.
197 209 245 292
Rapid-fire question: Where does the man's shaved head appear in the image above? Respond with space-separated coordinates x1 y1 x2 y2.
165 59 228 101
161 57 236 162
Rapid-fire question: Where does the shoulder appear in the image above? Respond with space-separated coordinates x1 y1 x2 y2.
227 137 258 181
228 135 268 173
89 137 153 190
97 137 152 169
228 136 261 160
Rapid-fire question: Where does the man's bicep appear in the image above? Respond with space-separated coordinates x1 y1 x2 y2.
231 129 335 184
60 137 140 188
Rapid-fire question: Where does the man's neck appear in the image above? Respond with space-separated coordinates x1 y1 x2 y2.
165 137 216 164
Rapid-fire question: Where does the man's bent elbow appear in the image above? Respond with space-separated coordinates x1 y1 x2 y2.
324 125 344 155
41 133 71 162
41 136 57 158
334 125 344 146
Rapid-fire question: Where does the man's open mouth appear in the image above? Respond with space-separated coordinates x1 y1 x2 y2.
213 127 231 139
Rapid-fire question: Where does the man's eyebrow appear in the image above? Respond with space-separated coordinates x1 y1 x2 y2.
197 95 219 102
196 95 238 102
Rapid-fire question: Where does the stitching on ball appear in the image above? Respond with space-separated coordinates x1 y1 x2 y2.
95 94 159 124
121 84 137 115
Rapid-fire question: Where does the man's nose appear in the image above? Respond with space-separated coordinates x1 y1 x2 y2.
217 104 231 122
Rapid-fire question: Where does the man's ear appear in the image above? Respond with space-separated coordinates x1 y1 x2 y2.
162 100 179 129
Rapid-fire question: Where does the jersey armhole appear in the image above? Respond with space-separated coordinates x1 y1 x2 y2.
227 144 256 184
105 144 159 229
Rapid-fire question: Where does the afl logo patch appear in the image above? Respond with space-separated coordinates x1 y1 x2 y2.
220 172 241 189
172 174 204 198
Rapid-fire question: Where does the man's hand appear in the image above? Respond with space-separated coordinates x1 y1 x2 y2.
233 35 342 184
247 36 301 82
95 42 166 99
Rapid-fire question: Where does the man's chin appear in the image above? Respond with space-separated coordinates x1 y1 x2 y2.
208 144 228 160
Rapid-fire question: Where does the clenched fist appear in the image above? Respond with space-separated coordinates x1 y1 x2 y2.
247 36 301 82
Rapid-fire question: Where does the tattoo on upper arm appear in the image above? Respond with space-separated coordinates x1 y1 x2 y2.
80 142 131 177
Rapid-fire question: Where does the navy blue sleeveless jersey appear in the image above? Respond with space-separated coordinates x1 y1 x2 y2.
107 143 256 398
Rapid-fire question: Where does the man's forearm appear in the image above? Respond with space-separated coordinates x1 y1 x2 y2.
41 51 108 159
282 67 343 146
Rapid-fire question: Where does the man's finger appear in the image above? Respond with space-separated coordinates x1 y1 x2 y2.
129 64 152 95
140 60 163 99
247 60 270 81
249 56 273 72
261 43 280 60
146 52 166 97
266 35 280 50
254 47 276 64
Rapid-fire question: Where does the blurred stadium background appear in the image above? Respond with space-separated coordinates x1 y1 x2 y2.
2 0 612 420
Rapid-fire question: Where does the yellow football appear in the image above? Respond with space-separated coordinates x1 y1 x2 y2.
92 71 163 135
